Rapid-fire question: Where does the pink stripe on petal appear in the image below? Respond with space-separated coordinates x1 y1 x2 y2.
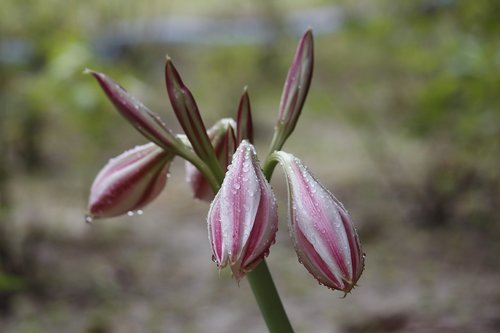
88 144 171 219
294 224 343 289
291 161 351 278
276 150 364 293
207 141 277 280
208 193 224 265
242 176 277 268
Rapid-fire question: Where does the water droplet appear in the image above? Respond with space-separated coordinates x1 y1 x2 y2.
233 183 241 190
84 215 93 224
127 211 134 216
136 209 144 215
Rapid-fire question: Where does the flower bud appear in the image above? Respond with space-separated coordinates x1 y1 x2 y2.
270 29 314 152
208 141 278 280
275 151 364 293
185 119 236 201
85 69 179 151
165 58 218 164
236 88 253 144
88 143 173 219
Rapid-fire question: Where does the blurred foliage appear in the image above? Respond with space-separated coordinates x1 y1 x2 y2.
313 0 500 226
0 0 499 320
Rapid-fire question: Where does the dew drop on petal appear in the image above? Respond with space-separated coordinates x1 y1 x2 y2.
85 215 93 224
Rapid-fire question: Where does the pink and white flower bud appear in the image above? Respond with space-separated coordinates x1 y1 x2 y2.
185 119 236 201
88 143 173 219
208 141 278 280
275 151 364 293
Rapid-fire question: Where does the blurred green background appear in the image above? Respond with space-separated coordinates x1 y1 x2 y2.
1 0 499 332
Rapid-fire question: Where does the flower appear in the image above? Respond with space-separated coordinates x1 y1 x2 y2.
88 143 173 219
208 141 278 280
185 119 236 201
275 151 364 293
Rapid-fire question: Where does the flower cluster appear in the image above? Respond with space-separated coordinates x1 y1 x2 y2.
86 29 364 293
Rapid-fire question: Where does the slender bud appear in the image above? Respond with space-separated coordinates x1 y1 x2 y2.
274 151 364 293
270 29 314 152
85 69 179 151
236 88 253 144
88 143 173 219
165 58 218 163
208 141 278 280
186 119 236 201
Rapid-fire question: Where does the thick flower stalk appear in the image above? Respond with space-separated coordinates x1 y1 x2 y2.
273 151 364 293
88 143 173 219
208 141 278 280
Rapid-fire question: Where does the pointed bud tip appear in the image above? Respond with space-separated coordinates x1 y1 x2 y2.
83 68 103 80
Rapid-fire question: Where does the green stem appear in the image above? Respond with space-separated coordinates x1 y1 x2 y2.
176 146 221 193
197 138 292 332
204 151 225 184
247 261 294 333
262 155 279 182
245 155 293 332
267 122 292 159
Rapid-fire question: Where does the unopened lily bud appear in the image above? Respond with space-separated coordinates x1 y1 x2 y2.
275 151 364 293
185 119 236 201
270 29 314 152
88 143 173 219
208 141 278 280
85 69 179 151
